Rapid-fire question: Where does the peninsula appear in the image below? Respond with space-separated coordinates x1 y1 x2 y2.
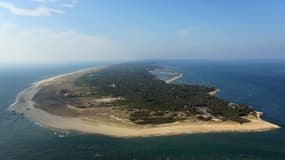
9 63 280 137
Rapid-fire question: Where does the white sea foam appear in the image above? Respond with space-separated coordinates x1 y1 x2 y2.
8 85 34 110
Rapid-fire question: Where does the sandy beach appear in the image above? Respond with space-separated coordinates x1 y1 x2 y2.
208 88 220 96
9 66 280 138
165 73 183 84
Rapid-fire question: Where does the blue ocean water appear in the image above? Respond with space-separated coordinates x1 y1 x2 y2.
0 61 285 160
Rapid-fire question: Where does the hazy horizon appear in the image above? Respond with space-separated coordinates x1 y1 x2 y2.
1 0 285 63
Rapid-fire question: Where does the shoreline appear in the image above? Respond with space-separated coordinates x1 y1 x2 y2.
165 73 183 84
208 88 220 96
9 66 281 138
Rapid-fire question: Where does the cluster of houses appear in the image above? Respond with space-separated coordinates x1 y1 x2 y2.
192 102 243 122
194 107 224 122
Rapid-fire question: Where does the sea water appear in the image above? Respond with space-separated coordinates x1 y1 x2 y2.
0 60 284 160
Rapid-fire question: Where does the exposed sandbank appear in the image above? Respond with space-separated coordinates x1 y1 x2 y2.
208 88 220 96
165 73 183 84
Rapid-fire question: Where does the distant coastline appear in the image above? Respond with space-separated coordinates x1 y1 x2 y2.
9 65 280 138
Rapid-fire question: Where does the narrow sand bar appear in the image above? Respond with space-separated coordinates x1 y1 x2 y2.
165 73 183 84
9 66 280 138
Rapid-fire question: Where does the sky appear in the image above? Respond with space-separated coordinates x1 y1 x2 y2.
0 0 285 63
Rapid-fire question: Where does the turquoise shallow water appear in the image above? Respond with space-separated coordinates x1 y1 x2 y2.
0 61 285 160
